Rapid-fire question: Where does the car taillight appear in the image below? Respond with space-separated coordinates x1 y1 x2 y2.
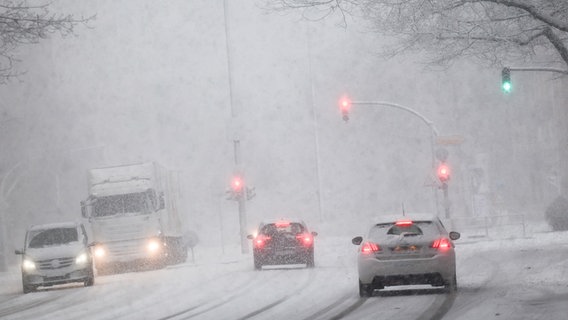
395 219 413 226
254 235 271 248
361 242 380 254
296 233 313 246
275 221 290 228
432 238 451 251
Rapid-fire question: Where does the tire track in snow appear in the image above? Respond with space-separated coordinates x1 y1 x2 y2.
0 292 66 318
415 290 456 320
234 267 316 320
158 269 288 320
300 293 360 320
442 251 501 317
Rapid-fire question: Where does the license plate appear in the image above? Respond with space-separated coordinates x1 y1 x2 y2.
393 245 419 253
275 249 295 256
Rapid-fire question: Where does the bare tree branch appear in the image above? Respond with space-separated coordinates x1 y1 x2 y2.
0 0 94 84
263 0 568 73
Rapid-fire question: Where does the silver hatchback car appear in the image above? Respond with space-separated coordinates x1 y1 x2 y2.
15 222 95 293
352 214 460 297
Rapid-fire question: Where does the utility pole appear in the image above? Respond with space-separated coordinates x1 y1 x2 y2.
223 1 249 254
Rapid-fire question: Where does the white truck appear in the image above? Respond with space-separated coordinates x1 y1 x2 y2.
80 162 187 273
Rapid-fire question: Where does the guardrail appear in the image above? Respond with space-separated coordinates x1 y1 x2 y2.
449 214 526 239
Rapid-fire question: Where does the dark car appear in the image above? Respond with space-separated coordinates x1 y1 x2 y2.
248 219 317 270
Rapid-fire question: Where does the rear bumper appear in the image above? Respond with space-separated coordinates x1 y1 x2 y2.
358 252 455 285
254 247 313 265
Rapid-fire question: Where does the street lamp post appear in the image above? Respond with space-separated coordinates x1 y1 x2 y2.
345 100 444 216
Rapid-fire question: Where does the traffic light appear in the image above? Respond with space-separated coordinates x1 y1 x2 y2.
501 67 511 93
437 163 450 183
339 96 351 122
231 175 244 194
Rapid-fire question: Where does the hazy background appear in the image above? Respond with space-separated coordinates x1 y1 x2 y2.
1 0 566 264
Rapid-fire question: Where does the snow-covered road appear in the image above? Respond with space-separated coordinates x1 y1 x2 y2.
1 227 567 320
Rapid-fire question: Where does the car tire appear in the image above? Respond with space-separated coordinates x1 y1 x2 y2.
306 251 315 268
359 280 373 297
22 281 36 294
444 274 457 293
253 256 262 270
84 269 95 287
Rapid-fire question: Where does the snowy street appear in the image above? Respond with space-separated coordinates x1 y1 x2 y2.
1 224 566 320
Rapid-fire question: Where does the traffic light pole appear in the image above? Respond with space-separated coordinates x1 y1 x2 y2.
349 101 443 217
442 183 450 219
233 140 249 254
504 67 568 75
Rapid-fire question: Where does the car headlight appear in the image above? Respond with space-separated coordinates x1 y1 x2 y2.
76 252 89 265
93 245 106 259
22 258 36 272
147 238 162 254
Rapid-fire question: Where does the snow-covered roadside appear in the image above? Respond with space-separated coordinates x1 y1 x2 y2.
1 220 567 320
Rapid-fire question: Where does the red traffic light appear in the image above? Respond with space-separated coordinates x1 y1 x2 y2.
339 96 351 121
231 176 244 192
437 163 450 182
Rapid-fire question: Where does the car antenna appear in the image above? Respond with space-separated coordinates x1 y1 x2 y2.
402 202 406 216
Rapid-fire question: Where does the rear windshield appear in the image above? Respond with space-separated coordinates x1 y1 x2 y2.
260 222 305 236
28 228 79 248
368 221 441 240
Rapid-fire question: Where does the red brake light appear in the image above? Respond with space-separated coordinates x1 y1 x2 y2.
395 219 413 226
361 242 380 254
254 235 271 248
296 233 313 246
275 221 290 228
432 238 451 251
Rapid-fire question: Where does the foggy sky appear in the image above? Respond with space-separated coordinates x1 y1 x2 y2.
0 0 566 261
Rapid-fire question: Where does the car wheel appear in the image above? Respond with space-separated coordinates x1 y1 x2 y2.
22 281 36 294
84 269 95 287
359 280 373 297
306 251 315 268
253 256 262 270
444 274 457 293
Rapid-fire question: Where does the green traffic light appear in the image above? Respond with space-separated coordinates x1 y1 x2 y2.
501 67 511 93
502 81 512 93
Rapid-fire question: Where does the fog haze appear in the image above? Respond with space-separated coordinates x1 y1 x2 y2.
0 0 566 262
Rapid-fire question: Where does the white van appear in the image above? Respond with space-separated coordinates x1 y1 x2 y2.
15 222 95 293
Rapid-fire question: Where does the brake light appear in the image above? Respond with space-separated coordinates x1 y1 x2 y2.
432 238 451 251
254 235 271 248
296 233 313 246
395 219 413 226
275 221 290 228
361 242 380 254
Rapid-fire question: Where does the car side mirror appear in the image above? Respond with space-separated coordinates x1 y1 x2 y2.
81 201 88 218
352 236 363 245
246 234 254 240
311 231 318 237
449 231 460 241
15 249 23 255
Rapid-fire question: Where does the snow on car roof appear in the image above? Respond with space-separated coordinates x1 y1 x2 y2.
259 218 306 225
28 221 80 231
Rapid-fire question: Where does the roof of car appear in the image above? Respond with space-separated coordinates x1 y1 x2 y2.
28 221 81 231
372 213 439 225
258 218 308 226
